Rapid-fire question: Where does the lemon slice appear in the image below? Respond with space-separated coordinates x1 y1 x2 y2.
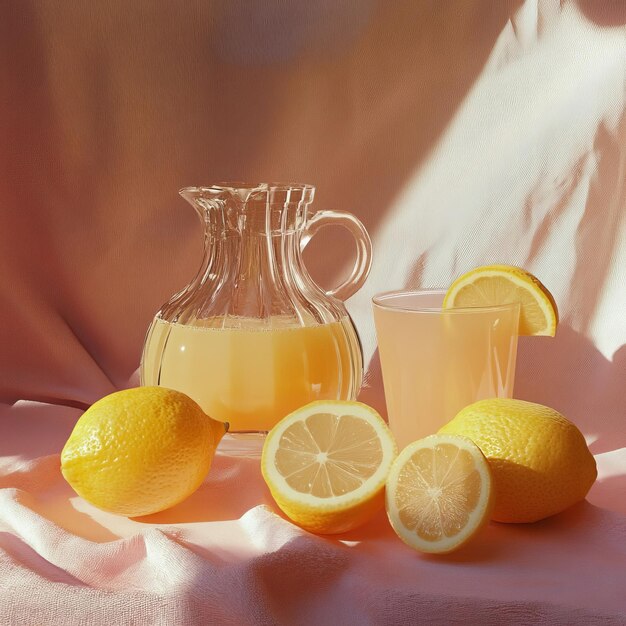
443 264 558 336
261 400 398 534
385 434 493 554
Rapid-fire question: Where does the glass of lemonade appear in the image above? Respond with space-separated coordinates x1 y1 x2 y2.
372 290 520 451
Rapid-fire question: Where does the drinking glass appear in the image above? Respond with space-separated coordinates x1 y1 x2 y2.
372 290 519 450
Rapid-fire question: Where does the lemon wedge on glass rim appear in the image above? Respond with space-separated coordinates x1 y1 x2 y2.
261 400 398 534
443 264 558 336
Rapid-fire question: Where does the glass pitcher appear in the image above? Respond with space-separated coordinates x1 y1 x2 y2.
140 182 372 440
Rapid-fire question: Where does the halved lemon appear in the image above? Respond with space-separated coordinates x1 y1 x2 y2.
261 400 398 534
385 434 493 554
443 264 558 336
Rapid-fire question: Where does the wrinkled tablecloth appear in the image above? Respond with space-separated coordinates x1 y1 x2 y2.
1 1 625 624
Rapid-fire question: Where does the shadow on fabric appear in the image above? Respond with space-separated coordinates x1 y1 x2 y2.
576 0 626 27
0 0 522 398
516 326 626 454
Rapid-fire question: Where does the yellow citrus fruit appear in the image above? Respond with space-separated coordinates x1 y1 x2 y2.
443 264 559 336
61 387 227 517
261 400 398 534
385 434 493 554
439 398 597 523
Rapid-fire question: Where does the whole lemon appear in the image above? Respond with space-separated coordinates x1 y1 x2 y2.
61 387 227 517
439 399 596 523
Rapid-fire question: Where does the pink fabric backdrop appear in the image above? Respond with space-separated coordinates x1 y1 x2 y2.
1 1 625 623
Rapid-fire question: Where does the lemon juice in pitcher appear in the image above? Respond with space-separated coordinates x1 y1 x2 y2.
140 183 372 442
141 315 356 432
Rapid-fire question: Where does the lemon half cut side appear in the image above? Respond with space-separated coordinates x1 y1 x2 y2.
385 434 494 554
261 400 398 534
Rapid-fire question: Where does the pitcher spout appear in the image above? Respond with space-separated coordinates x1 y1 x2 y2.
179 186 228 217
180 183 315 209
179 182 315 235
180 183 267 206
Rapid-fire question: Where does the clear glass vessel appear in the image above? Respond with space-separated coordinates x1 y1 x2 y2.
373 290 520 450
141 183 372 447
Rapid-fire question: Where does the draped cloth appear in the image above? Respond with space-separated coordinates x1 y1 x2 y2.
1 1 625 623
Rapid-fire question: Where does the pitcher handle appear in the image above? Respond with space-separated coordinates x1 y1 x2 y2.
301 210 373 301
